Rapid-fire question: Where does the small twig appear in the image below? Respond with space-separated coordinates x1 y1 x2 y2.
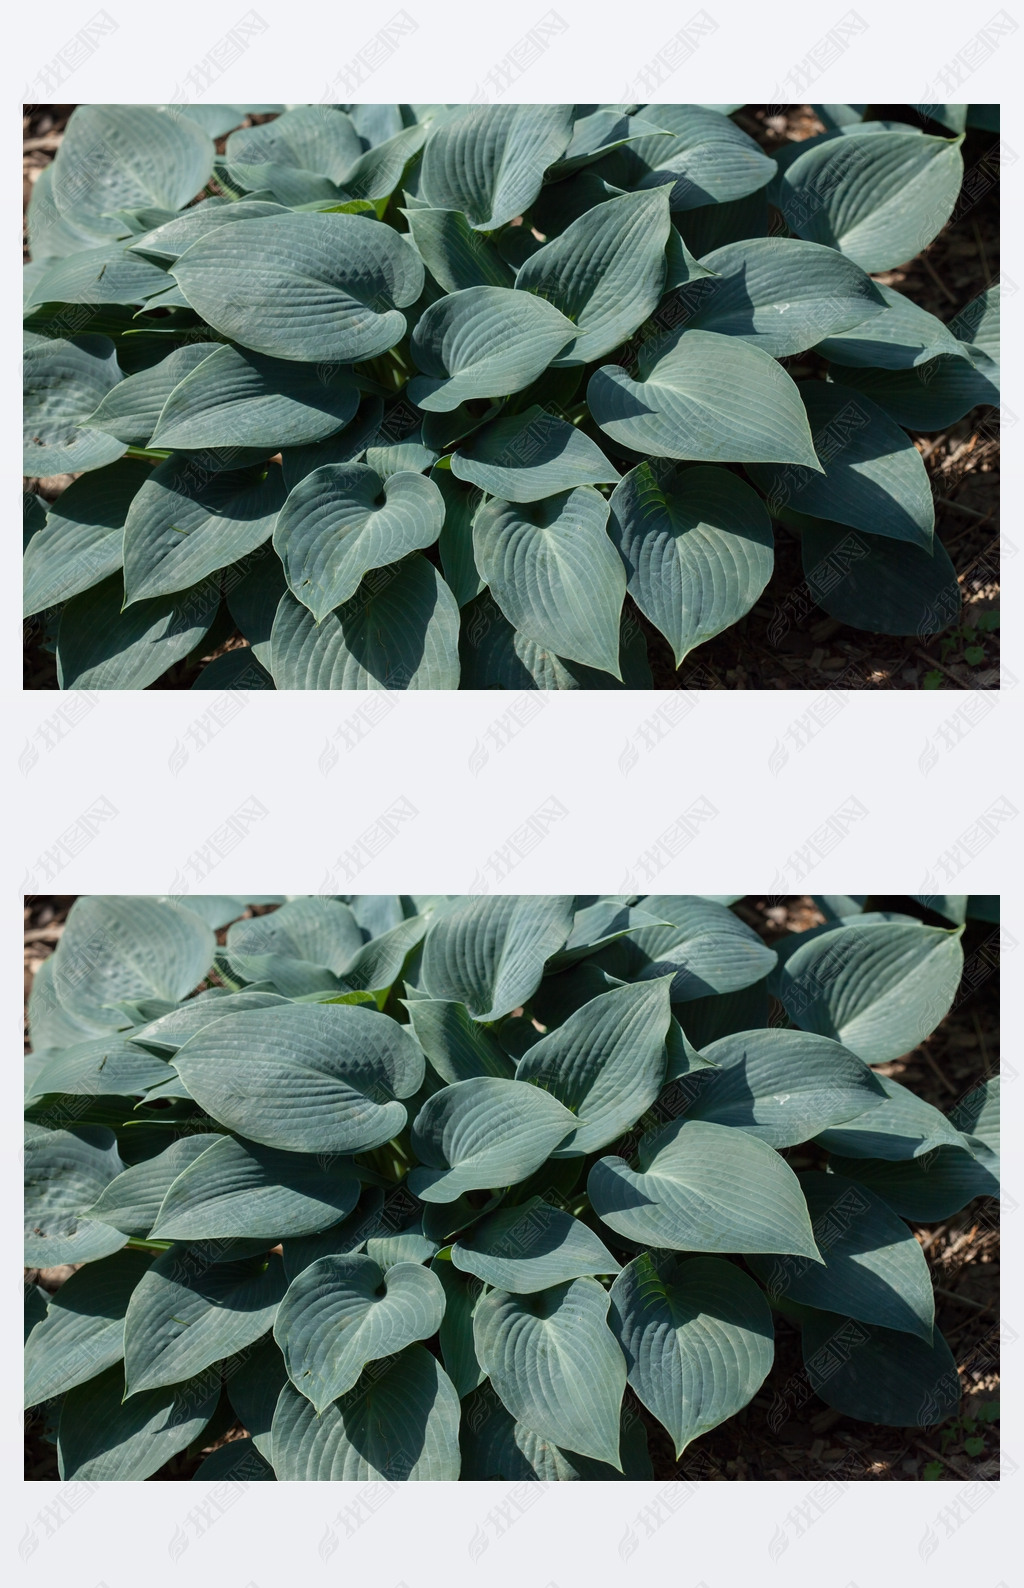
935 1286 990 1313
920 1047 959 1096
938 497 994 523
915 1438 975 1482
913 648 970 688
919 253 959 304
973 220 991 287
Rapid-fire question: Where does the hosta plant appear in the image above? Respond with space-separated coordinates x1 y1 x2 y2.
24 103 999 689
25 893 999 1479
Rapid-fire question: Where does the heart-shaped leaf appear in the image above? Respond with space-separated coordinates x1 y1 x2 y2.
56 572 221 689
515 979 672 1154
597 105 776 210
86 1134 223 1236
124 1248 286 1394
452 406 620 503
516 188 677 363
459 593 651 689
613 894 777 1002
24 1249 151 1408
173 212 423 363
150 1134 362 1240
419 104 575 229
610 1251 774 1457
588 1117 821 1259
23 457 153 615
408 286 576 410
749 1171 934 1340
172 1003 423 1154
815 1075 967 1162
148 345 360 450
775 920 964 1062
800 515 961 635
271 1346 461 1479
816 283 969 369
224 896 363 990
420 894 575 1020
452 1197 620 1292
800 1313 960 1426
609 461 774 664
25 1123 128 1267
58 1362 220 1481
460 1382 650 1479
24 335 126 476
123 457 285 605
588 329 821 466
408 1077 577 1202
275 1253 446 1409
52 105 214 234
473 487 626 675
681 1028 886 1146
473 1277 626 1466
748 382 935 548
52 895 215 1028
274 463 445 619
269 557 460 689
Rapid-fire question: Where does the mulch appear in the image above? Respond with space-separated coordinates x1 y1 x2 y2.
23 104 999 691
24 894 999 1481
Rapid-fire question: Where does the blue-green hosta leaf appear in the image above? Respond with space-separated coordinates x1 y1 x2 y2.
24 1249 151 1408
150 1134 362 1240
28 1036 170 1100
172 1003 423 1155
616 894 778 1002
816 1075 968 1162
749 1171 934 1341
776 920 964 1063
435 1260 486 1398
748 383 935 550
676 187 770 257
225 106 364 185
433 463 484 605
149 345 360 450
460 1383 650 1479
129 199 289 262
193 1438 275 1480
950 1076 999 1164
952 283 999 378
365 432 440 480
25 242 171 309
24 335 126 476
408 286 576 411
777 129 964 271
133 991 288 1050
274 463 445 620
827 356 998 431
172 212 423 363
459 593 652 689
25 1124 128 1266
52 105 214 235
473 1277 626 1467
403 999 515 1084
331 915 429 998
84 346 212 446
610 1251 774 1457
828 1147 999 1221
123 1249 285 1395
682 1028 886 1147
800 516 961 636
23 457 153 616
275 1254 446 1410
548 109 672 177
281 398 385 491
516 188 675 363
404 207 515 293
452 1197 620 1292
816 282 969 369
272 1346 461 1479
472 487 626 675
85 1134 223 1236
800 1313 960 1426
673 237 886 357
280 1187 387 1280
408 1077 577 1202
224 896 359 992
598 104 776 210
419 104 575 228
26 956 110 1055
57 1362 220 1481
420 894 575 1020
588 1117 821 1259
223 1332 287 1460
516 979 672 1154
674 979 770 1050
453 407 620 504
548 901 671 968
123 457 285 605
56 572 221 689
587 329 821 467
609 461 774 665
27 162 113 260
52 895 216 1029
269 557 460 688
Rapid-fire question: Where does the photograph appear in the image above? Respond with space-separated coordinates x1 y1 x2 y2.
23 101 1000 691
24 892 1000 1483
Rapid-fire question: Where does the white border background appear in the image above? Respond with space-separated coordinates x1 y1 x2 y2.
7 2 1019 1583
